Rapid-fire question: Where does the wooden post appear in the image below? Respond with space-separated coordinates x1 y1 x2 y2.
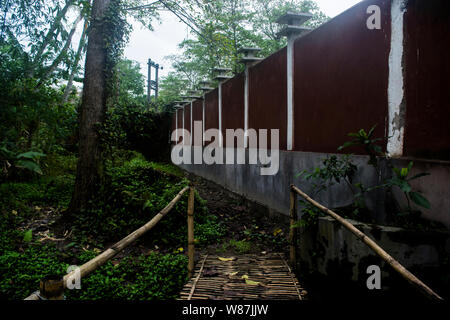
289 185 297 268
187 186 195 278
39 275 64 300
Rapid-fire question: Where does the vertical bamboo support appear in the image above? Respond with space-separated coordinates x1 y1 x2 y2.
289 185 297 268
187 186 195 279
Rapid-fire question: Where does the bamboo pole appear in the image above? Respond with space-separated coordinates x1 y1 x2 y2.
278 253 302 300
187 186 195 279
290 184 443 301
289 188 297 267
188 255 208 300
25 186 189 300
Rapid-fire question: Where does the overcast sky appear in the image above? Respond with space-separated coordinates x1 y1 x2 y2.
123 0 363 81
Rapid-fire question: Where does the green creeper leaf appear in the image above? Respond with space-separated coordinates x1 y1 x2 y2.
409 192 431 209
393 167 401 177
23 230 32 243
399 180 412 193
368 125 377 138
338 141 357 151
16 151 46 160
400 167 409 178
407 161 414 172
16 160 43 175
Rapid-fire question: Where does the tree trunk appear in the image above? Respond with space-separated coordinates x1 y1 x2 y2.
68 0 111 214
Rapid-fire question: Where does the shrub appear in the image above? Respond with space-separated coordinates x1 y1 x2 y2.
71 157 221 247
66 252 188 300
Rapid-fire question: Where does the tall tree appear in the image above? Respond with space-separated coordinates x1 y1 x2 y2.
68 0 111 213
69 0 132 214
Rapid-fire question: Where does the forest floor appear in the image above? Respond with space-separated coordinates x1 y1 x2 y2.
0 154 293 300
16 169 292 266
185 171 291 259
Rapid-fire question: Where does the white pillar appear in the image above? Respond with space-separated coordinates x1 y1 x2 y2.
190 101 193 146
287 36 295 151
175 109 178 143
202 96 206 146
218 83 223 148
387 0 406 157
244 66 249 148
182 106 185 145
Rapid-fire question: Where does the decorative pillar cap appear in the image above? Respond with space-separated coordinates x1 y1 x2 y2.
238 47 261 57
199 86 214 92
276 12 312 26
213 75 233 82
277 25 311 38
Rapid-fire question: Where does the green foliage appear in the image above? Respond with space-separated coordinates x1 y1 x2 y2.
216 239 252 254
292 200 322 229
22 229 33 243
0 237 68 300
0 152 216 300
296 126 432 228
101 105 173 162
194 215 226 246
338 125 384 168
383 161 431 212
251 0 329 55
297 154 357 196
228 239 251 254
0 175 75 220
66 252 187 300
0 143 46 178
242 225 288 250
72 156 221 247
110 59 146 107
0 215 187 300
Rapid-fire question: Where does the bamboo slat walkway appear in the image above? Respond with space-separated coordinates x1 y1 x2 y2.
179 253 306 300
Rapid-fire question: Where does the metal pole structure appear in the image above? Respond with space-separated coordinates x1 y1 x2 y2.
147 58 152 104
155 64 159 100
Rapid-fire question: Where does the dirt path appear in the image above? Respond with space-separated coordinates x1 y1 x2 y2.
186 172 291 258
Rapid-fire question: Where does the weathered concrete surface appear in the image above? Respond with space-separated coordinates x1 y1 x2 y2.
179 149 381 219
177 148 450 228
298 216 450 300
390 157 450 229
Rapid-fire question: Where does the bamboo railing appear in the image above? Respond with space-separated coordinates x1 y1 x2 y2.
289 184 443 301
25 185 195 300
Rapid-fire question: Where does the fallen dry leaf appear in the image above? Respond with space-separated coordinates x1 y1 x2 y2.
245 279 261 286
218 256 236 262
